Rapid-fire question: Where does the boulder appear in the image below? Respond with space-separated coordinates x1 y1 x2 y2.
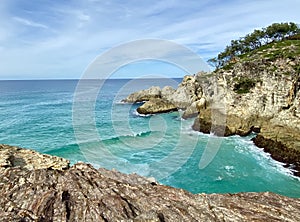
137 98 177 115
253 126 300 176
0 144 69 170
161 86 176 100
182 98 207 119
122 86 161 103
165 75 200 109
182 103 199 119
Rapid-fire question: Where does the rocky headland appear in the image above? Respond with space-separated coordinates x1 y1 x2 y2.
1 144 300 221
123 39 300 176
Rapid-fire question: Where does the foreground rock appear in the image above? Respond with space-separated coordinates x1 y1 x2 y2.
0 144 69 170
1 144 300 221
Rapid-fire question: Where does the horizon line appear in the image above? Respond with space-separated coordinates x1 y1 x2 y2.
0 77 184 81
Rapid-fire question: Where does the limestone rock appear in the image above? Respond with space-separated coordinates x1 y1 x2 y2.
0 144 69 170
191 54 300 175
137 98 177 115
161 86 176 100
182 102 199 119
1 145 300 221
122 86 161 103
165 75 201 109
253 126 300 176
123 75 204 114
182 98 206 119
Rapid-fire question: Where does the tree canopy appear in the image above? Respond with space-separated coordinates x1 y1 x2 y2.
208 22 300 68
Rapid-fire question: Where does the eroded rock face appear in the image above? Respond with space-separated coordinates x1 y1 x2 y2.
0 144 69 170
122 56 300 174
163 75 201 109
1 145 300 222
137 98 177 115
182 98 206 119
123 75 207 114
188 54 300 175
121 86 161 103
161 86 176 100
253 127 300 177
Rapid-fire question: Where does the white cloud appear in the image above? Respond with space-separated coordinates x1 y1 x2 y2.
13 16 48 29
78 12 90 22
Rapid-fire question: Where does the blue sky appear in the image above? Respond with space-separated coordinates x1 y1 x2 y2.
0 0 300 79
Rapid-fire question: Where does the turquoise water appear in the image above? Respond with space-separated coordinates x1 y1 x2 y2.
0 79 300 197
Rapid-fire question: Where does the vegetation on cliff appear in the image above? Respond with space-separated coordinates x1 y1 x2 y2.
214 23 300 94
200 23 300 176
208 22 300 68
233 77 258 94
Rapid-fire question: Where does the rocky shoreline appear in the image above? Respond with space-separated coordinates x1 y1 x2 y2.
122 42 300 176
1 144 300 221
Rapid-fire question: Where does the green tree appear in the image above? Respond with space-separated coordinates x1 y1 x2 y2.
209 22 300 69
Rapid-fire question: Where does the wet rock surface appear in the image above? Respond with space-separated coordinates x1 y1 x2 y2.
1 145 300 222
253 129 300 177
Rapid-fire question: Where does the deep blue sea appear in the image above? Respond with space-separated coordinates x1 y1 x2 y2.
0 79 300 197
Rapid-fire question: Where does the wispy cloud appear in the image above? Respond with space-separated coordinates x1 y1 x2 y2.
13 16 48 29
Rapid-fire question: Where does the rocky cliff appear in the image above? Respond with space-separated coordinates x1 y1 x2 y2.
1 144 300 222
123 39 300 176
194 40 300 176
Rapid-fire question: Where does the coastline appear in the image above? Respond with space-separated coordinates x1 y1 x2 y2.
122 40 300 177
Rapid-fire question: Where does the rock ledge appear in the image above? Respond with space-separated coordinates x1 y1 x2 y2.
1 144 300 221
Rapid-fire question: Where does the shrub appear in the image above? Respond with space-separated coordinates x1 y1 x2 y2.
233 77 257 94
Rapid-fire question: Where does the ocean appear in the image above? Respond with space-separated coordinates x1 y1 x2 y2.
0 79 300 197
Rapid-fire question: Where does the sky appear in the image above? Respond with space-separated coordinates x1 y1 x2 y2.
0 0 300 79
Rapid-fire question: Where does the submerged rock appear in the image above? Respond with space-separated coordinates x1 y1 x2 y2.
1 144 300 221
